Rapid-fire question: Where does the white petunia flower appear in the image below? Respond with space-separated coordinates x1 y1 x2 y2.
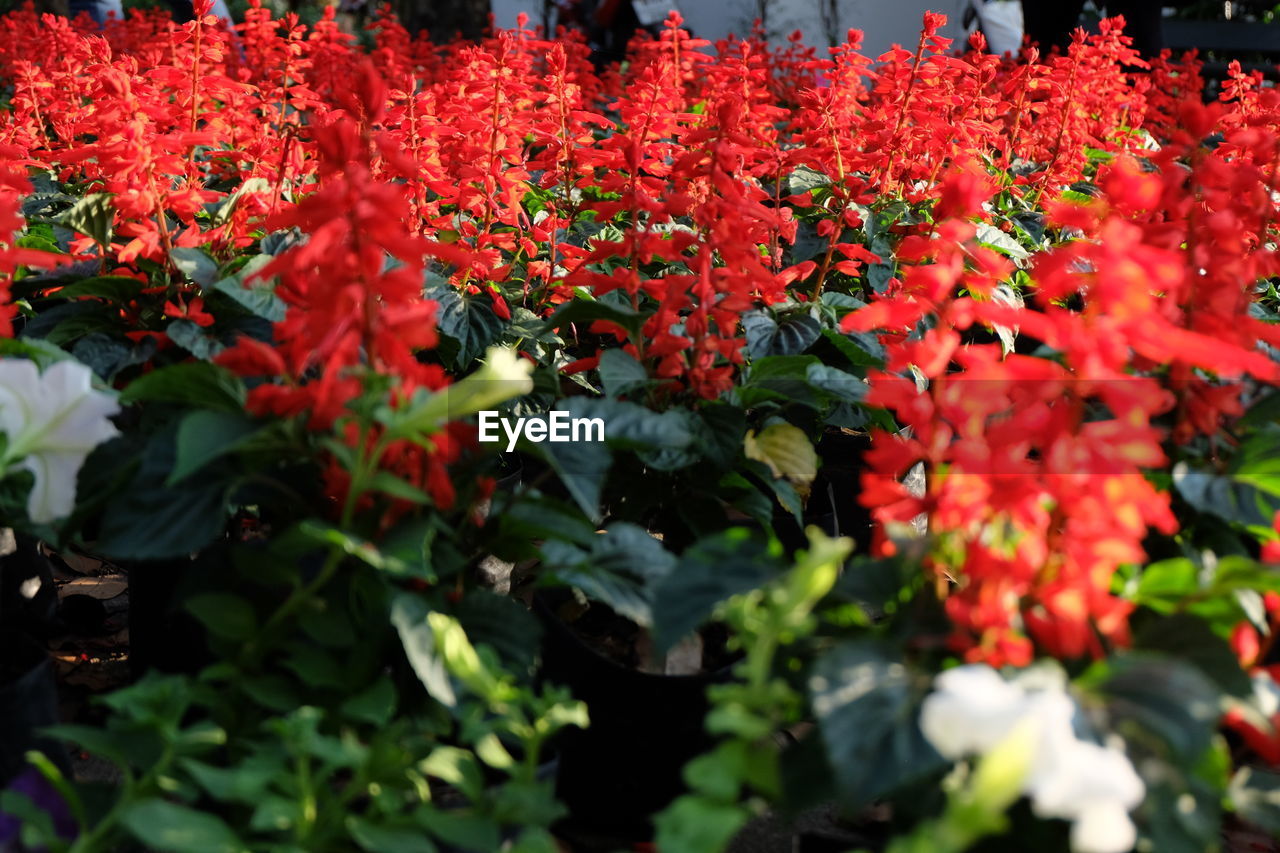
1028 736 1146 822
1070 800 1140 853
920 663 1146 853
920 664 1034 758
0 359 120 524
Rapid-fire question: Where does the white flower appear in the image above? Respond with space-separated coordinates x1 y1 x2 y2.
0 359 120 524
1069 800 1140 853
920 664 1033 758
920 664 1145 853
1029 736 1145 821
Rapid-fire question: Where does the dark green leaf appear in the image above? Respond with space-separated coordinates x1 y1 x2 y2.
428 285 506 368
742 311 777 360
211 268 286 323
774 312 822 356
49 275 146 303
72 332 155 382
540 297 646 341
340 678 398 726
454 590 542 674
167 319 227 360
1133 613 1251 696
1085 654 1221 762
170 247 219 287
170 409 260 485
95 428 233 560
652 529 783 652
533 435 611 522
821 328 885 368
121 362 246 412
810 640 943 808
185 593 257 641
541 522 676 626
598 348 648 398
56 193 114 247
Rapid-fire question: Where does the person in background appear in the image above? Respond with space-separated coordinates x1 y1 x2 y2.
50 0 231 27
1022 0 1164 57
967 0 1024 56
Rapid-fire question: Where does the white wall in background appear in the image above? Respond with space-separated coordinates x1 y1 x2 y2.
490 0 973 57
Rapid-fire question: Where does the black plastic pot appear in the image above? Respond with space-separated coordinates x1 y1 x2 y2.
0 630 70 787
533 590 725 843
812 429 874 552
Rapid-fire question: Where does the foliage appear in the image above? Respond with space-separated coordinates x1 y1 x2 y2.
0 4 1279 852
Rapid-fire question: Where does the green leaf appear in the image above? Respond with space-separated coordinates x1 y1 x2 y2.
1132 613 1252 697
1084 654 1222 761
167 319 227 360
974 222 1030 261
20 300 118 346
772 312 822 356
169 409 260 485
744 310 821 359
185 593 257 641
821 327 884 368
420 747 486 800
368 471 432 504
598 348 648 398
56 193 114 247
560 398 694 457
121 361 246 412
211 263 286 323
810 640 944 808
119 799 245 853
1174 461 1280 529
742 311 777 360
170 247 219 287
49 275 146 303
95 429 232 560
1133 555 1280 635
280 643 347 690
417 809 502 852
427 285 506 368
652 795 749 853
1229 767 1280 835
391 593 455 707
533 434 611 522
348 817 437 853
804 364 868 403
179 754 281 804
210 177 270 228
788 166 832 194
454 590 542 675
651 529 783 653
541 522 677 626
540 297 646 341
340 678 398 726
72 332 155 382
